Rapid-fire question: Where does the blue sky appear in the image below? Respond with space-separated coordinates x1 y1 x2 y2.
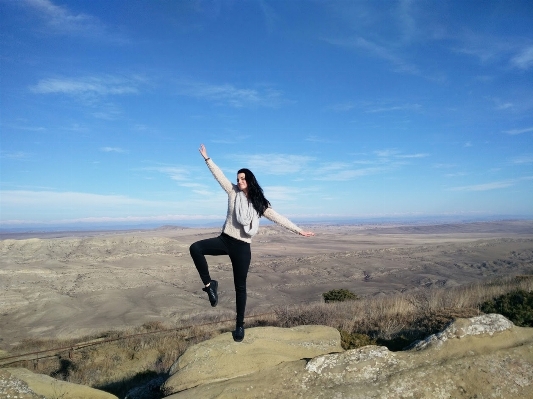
1 0 532 228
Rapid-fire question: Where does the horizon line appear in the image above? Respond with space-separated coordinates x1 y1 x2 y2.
1 214 532 234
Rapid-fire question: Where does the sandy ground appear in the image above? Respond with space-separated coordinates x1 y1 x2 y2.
1 220 532 350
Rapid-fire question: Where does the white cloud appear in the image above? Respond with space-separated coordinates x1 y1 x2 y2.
374 149 427 159
396 153 429 159
432 163 457 169
453 32 515 65
0 190 225 225
60 214 220 224
0 190 154 207
91 105 123 120
374 149 399 158
315 166 388 181
191 190 213 196
444 172 467 178
512 155 533 164
496 102 514 110
4 124 46 132
101 147 127 153
180 183 206 189
365 103 422 113
314 149 428 181
262 186 295 202
305 135 337 144
235 154 315 175
24 0 96 32
0 151 31 160
145 166 191 181
3 213 221 226
450 181 514 192
328 100 422 114
22 0 126 42
29 75 145 116
179 183 215 196
511 45 533 70
455 33 533 72
315 162 352 173
327 101 358 112
503 127 533 135
325 36 420 75
449 176 533 192
317 154 386 180
259 0 280 34
178 81 286 108
31 76 140 96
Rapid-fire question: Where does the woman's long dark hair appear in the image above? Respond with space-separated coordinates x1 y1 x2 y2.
238 168 270 217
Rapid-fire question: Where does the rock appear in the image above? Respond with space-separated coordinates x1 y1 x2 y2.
162 325 343 395
164 316 533 398
125 375 167 399
407 313 515 350
0 367 118 399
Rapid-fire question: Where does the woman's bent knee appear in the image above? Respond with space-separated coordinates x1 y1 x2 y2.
189 242 200 256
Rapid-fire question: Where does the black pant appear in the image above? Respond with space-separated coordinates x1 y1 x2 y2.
189 233 251 326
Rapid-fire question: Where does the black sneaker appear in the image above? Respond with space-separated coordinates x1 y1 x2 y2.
202 280 218 307
233 325 245 342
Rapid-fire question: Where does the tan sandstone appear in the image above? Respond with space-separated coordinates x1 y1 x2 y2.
0 367 118 399
165 315 533 398
162 325 343 395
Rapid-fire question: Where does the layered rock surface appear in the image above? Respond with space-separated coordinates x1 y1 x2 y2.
0 367 118 399
164 315 533 398
162 325 343 395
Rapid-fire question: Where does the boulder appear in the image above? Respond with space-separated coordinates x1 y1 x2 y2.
165 315 533 398
0 367 118 399
407 313 515 350
162 325 343 395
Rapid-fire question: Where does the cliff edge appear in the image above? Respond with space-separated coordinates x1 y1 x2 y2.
163 314 533 399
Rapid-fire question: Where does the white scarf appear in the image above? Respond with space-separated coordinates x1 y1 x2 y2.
235 191 259 237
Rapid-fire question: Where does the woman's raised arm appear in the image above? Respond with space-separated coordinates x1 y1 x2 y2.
199 144 234 194
199 144 209 160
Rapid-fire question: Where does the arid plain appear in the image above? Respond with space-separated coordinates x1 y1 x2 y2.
1 220 532 350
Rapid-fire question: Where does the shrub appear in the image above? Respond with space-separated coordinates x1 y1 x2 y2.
480 289 533 327
339 330 376 350
274 304 333 327
323 289 359 303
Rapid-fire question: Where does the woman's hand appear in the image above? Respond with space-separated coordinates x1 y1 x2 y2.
199 144 209 160
299 231 315 237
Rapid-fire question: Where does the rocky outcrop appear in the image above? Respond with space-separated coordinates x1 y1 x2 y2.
407 313 516 350
164 314 533 398
162 325 343 395
0 367 118 399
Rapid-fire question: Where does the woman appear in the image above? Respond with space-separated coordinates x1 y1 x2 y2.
190 144 314 342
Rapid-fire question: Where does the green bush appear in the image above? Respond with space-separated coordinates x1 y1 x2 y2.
339 330 376 350
322 289 359 303
480 289 533 327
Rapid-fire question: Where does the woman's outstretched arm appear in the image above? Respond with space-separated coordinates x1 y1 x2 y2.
299 230 315 237
199 144 234 194
263 208 315 237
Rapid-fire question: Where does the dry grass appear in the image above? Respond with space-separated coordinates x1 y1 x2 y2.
3 317 232 398
2 275 532 398
274 274 533 350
